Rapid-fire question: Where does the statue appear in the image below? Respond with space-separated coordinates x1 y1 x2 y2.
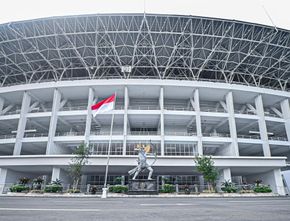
128 143 157 180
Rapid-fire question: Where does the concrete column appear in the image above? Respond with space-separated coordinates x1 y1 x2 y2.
0 168 7 193
14 92 31 155
226 92 239 156
161 176 166 188
0 97 4 114
281 99 290 141
255 95 271 157
51 167 61 182
194 89 203 155
46 89 61 155
160 87 164 156
80 175 88 192
85 88 95 145
217 168 232 191
121 176 125 185
123 86 129 155
199 175 205 192
51 167 70 185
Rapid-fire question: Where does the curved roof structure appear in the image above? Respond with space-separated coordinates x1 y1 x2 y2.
0 14 289 90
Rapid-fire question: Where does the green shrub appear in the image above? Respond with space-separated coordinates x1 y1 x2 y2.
10 184 29 192
67 189 81 193
221 186 237 193
240 189 254 194
109 185 128 193
160 184 175 193
254 185 272 193
221 180 238 193
44 184 63 193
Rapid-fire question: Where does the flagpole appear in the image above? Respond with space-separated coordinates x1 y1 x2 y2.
102 92 116 198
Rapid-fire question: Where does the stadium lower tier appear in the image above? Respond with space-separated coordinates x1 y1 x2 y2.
0 79 289 195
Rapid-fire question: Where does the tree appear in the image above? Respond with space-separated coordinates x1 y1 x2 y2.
68 143 91 191
194 155 219 192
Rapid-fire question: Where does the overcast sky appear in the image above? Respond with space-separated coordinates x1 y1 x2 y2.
0 0 289 30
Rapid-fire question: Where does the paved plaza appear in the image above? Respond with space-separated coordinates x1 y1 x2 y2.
0 196 289 221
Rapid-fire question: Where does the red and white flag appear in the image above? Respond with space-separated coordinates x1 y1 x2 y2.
91 94 115 117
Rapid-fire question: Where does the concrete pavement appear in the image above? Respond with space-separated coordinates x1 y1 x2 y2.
0 197 289 221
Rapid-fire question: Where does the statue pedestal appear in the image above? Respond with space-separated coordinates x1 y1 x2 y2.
128 179 158 195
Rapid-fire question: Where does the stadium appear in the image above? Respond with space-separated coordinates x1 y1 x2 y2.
0 13 289 194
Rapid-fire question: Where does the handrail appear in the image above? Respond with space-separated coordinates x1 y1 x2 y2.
203 133 231 137
264 112 281 118
4 109 21 115
164 152 198 156
90 131 123 135
61 106 87 111
164 106 193 111
55 132 84 136
200 107 227 113
237 134 261 139
128 105 160 110
0 134 16 139
234 110 256 115
128 131 160 135
23 133 48 138
268 136 288 141
165 132 197 136
30 108 52 113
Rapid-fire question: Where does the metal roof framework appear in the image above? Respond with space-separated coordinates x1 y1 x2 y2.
0 14 289 90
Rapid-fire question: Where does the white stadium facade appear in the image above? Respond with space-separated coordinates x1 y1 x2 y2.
0 13 290 194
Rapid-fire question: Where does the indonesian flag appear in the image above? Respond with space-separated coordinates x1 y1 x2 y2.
91 94 115 117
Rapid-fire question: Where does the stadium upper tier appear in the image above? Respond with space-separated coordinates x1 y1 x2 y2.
0 13 289 90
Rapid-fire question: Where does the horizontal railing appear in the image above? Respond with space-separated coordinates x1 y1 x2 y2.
200 107 227 113
30 108 52 113
164 106 193 111
0 134 16 139
268 136 288 141
203 133 231 137
4 110 21 115
55 132 84 136
128 105 160 110
23 133 48 138
237 134 261 139
234 110 256 115
128 131 160 135
264 112 281 118
164 132 197 136
90 131 123 135
60 106 87 111
164 151 198 156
